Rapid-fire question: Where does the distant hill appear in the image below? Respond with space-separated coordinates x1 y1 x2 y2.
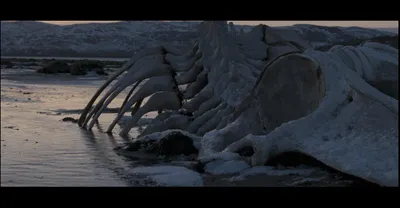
373 28 398 34
285 24 396 48
316 35 398 51
1 21 396 58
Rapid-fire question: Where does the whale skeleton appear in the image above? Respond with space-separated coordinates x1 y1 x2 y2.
78 21 398 187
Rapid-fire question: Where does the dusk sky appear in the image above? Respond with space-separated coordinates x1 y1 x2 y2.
40 21 398 28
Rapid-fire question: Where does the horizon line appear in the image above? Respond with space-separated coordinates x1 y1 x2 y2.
33 21 398 29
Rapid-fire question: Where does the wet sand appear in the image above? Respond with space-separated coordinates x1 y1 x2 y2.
1 59 359 187
1 61 142 186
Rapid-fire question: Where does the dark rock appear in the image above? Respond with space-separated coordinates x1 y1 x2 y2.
69 61 105 75
368 80 398 100
121 132 198 157
94 68 107 75
266 151 323 167
61 117 78 123
37 61 70 74
147 132 198 156
178 109 193 117
194 161 205 173
236 146 255 157
69 63 88 75
123 140 153 152
77 60 103 71
1 60 14 68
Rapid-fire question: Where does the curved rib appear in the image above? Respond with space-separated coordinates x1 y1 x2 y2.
175 58 204 85
197 103 230 135
118 81 142 114
186 103 225 134
183 70 208 99
182 86 213 113
88 80 142 130
168 51 203 72
193 96 222 117
164 42 199 62
81 62 171 127
105 75 176 132
245 57 266 70
215 106 234 130
119 91 181 136
78 46 164 126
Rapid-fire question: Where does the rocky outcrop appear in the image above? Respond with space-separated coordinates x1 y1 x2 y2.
120 131 198 157
36 60 108 76
69 63 88 75
36 61 70 74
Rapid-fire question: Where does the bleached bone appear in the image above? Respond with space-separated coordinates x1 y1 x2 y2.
163 43 188 56
166 51 202 72
82 60 171 127
78 46 164 126
267 44 302 61
80 21 398 186
119 91 181 136
223 53 398 186
186 102 225 134
193 96 221 117
361 41 398 54
244 57 265 70
118 81 142 114
106 75 176 132
164 42 199 62
88 74 176 130
81 54 165 126
175 58 204 85
183 70 208 99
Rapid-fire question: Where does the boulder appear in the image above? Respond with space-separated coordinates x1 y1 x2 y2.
37 61 69 74
69 63 88 75
61 117 78 123
148 132 198 156
121 132 198 157
78 60 103 71
94 68 108 75
1 60 14 68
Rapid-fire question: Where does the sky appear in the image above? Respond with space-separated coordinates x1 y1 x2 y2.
40 21 398 28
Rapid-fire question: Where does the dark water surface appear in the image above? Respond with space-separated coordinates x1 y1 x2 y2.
1 67 147 186
1 62 357 187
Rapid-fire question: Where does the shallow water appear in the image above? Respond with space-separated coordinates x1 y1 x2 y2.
1 68 152 186
1 65 355 187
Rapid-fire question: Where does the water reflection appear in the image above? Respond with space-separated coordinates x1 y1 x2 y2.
1 71 151 186
78 125 140 186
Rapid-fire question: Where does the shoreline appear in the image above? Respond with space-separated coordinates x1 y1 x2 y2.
0 59 379 187
1 56 129 62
